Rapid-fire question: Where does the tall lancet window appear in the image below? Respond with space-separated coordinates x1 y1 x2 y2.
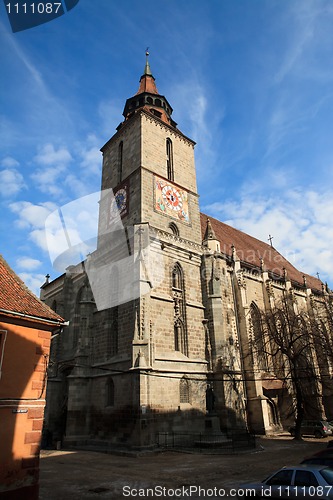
172 263 188 356
180 376 190 403
166 138 174 181
73 283 95 348
118 141 123 184
250 302 268 371
107 267 119 357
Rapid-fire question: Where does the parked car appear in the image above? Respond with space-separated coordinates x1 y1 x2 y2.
301 456 333 467
288 420 332 438
238 465 333 499
305 449 333 459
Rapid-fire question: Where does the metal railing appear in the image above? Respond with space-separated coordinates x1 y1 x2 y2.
157 430 256 452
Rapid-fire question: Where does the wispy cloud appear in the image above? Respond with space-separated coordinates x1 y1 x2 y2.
16 257 42 271
0 167 26 197
9 201 57 251
30 144 73 197
203 188 333 284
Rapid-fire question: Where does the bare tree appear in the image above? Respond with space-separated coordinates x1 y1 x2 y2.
308 296 333 419
251 295 322 440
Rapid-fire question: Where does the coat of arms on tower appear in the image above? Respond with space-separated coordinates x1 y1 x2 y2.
154 176 190 223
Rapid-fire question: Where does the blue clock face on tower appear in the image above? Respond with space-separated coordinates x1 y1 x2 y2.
115 189 127 211
110 183 128 220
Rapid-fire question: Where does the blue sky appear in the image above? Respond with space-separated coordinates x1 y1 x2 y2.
1 0 333 294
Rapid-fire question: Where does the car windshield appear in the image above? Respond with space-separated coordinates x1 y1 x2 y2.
320 469 333 485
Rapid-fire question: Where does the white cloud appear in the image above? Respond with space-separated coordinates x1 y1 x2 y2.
1 156 20 168
80 146 102 175
31 165 67 196
18 272 46 297
16 257 42 271
0 168 25 197
31 144 72 196
9 201 57 230
203 189 333 285
34 144 72 167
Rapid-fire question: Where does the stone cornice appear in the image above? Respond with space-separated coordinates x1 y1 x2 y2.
153 227 204 254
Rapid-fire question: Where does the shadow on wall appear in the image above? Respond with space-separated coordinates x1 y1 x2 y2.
0 323 45 500
61 403 250 451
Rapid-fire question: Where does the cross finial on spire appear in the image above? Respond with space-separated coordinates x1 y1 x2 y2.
268 234 274 247
143 48 152 76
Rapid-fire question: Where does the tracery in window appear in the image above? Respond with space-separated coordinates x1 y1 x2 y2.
180 376 190 403
172 263 188 355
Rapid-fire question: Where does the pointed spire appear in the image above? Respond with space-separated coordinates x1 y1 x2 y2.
203 218 220 252
136 49 158 95
143 48 152 76
204 218 217 241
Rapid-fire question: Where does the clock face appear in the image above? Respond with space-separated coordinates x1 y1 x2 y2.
115 188 127 212
161 185 183 211
109 184 128 223
155 176 190 223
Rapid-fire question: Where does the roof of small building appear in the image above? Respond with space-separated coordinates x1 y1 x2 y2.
0 254 64 324
200 213 323 293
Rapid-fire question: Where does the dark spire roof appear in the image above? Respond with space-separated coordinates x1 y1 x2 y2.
203 218 217 241
121 51 177 129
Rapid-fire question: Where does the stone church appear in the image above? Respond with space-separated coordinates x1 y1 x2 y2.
42 54 333 448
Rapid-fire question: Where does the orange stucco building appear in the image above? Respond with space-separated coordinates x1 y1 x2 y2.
0 255 64 500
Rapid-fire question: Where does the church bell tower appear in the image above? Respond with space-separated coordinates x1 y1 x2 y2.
94 52 208 445
44 53 210 449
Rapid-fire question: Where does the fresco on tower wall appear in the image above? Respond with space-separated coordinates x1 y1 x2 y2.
154 176 190 223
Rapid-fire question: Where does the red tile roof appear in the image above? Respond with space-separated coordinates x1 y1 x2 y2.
0 255 64 324
200 213 323 293
135 74 159 95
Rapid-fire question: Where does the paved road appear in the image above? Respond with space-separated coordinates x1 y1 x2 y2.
39 435 330 500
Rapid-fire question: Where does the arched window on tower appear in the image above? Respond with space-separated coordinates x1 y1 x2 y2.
166 138 174 181
172 263 188 356
169 222 179 237
118 141 123 184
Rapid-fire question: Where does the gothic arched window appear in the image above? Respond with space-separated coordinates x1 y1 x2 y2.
169 222 179 237
73 283 95 348
250 302 268 371
172 262 183 290
172 263 188 356
166 138 174 181
180 377 190 403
